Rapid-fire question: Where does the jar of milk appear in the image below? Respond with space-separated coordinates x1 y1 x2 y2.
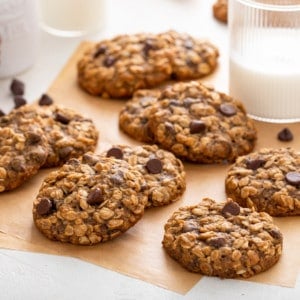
38 0 105 37
0 0 39 78
229 0 300 123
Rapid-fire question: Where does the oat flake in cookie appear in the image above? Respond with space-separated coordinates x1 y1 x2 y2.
148 81 257 163
77 30 218 98
103 144 186 207
225 147 300 216
162 198 283 278
33 154 147 245
4 103 99 167
119 89 161 143
0 123 48 192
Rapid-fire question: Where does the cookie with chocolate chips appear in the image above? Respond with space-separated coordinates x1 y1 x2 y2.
119 89 160 143
33 153 147 245
226 147 300 216
162 198 283 278
148 81 257 163
0 123 48 192
3 103 99 167
102 144 186 207
77 30 219 98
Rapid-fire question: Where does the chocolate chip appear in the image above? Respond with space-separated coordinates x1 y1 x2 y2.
87 188 104 205
10 158 25 172
55 113 70 124
58 146 73 159
26 132 41 144
268 229 282 240
39 94 53 106
208 237 226 248
37 198 53 215
186 58 196 67
170 72 178 80
103 56 117 67
189 120 206 134
221 201 240 217
183 97 198 108
10 78 25 96
66 158 80 166
14 96 27 108
0 110 5 117
245 158 266 170
106 147 123 159
82 153 98 166
146 158 163 174
184 39 194 49
219 103 237 116
94 45 107 58
143 39 156 56
285 172 300 186
182 221 199 232
165 122 175 134
277 128 293 142
111 172 124 185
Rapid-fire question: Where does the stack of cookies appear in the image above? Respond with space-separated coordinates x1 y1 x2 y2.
33 144 186 245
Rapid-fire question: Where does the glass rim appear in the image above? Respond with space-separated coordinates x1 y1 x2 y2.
234 0 300 11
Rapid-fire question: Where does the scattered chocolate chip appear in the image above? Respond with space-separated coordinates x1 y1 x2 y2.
39 93 53 106
14 96 27 108
183 97 198 108
189 120 206 134
277 128 293 142
165 122 175 134
182 221 199 232
285 172 300 186
87 188 104 205
219 103 237 116
208 237 226 248
103 56 117 67
106 147 123 159
10 78 25 96
169 99 182 107
245 158 266 170
268 229 283 240
26 132 41 144
146 158 163 174
0 110 5 117
170 72 178 80
94 45 107 58
221 201 240 216
66 158 80 166
37 198 54 215
111 172 124 185
55 113 70 124
186 58 196 67
58 146 73 159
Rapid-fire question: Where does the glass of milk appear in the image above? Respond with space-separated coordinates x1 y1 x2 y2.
38 0 105 37
229 0 300 123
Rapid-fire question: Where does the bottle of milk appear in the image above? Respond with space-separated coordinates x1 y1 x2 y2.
0 0 39 78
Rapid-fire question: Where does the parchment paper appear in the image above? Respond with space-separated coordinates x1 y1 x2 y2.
0 42 300 294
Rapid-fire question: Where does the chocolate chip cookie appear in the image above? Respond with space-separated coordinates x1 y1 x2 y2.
119 89 160 143
162 198 283 278
77 30 219 98
148 81 257 163
213 0 228 24
33 153 147 245
3 103 99 167
0 123 48 192
103 144 186 207
225 147 300 216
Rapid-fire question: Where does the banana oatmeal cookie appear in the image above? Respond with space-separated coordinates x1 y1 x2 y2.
225 147 300 216
148 81 257 163
102 144 186 207
119 89 160 143
33 153 147 245
77 30 219 98
0 122 48 192
162 198 283 278
213 0 228 24
2 103 99 167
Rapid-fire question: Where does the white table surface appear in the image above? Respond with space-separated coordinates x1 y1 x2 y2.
0 0 299 299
